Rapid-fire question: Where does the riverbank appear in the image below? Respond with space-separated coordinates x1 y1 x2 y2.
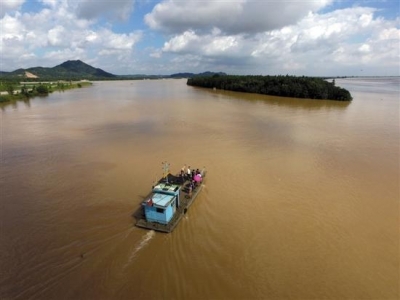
0 81 92 104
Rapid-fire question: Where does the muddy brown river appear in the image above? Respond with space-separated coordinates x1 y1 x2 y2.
0 78 399 299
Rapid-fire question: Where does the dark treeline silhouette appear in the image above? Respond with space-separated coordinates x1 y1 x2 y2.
187 75 352 101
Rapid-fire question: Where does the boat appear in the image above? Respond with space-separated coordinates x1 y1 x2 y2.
135 162 206 233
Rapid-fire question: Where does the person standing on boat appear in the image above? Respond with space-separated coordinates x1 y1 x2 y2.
187 166 191 180
180 168 185 183
188 183 192 198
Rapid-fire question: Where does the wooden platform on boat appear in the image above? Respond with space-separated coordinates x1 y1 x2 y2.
135 177 205 233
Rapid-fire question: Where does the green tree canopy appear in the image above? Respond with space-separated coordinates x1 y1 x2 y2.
187 75 352 101
36 84 49 94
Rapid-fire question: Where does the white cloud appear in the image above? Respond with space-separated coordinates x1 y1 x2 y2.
101 30 141 50
0 0 398 76
359 44 371 53
43 48 85 61
0 13 26 62
378 27 400 40
145 0 333 34
76 0 135 21
1 13 23 39
163 29 244 58
0 0 25 17
48 25 67 47
159 6 400 75
162 30 199 53
0 0 141 72
39 0 58 8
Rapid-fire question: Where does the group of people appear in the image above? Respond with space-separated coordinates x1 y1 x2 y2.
180 165 204 197
181 165 203 179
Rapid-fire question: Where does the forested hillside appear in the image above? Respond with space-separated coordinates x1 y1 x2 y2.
0 60 116 80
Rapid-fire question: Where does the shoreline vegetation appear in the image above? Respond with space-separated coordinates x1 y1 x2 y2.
0 80 92 104
187 75 353 101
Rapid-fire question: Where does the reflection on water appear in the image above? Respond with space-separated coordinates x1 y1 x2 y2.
0 78 399 300
201 87 351 110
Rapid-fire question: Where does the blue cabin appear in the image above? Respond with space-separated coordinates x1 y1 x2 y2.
142 182 181 225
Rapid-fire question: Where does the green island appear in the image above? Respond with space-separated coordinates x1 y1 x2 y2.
0 80 92 104
187 75 352 101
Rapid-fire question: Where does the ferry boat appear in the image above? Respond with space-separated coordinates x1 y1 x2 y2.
135 162 206 233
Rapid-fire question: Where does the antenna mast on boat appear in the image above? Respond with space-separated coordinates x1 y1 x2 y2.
162 161 170 183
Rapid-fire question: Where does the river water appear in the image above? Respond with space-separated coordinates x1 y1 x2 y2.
0 78 399 299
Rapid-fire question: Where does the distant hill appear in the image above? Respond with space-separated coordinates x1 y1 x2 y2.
1 60 116 80
170 71 227 78
0 60 226 80
53 60 116 78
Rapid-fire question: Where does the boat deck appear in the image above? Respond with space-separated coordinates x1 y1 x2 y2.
135 175 205 233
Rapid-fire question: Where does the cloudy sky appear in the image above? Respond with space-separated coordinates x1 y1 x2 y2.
0 0 399 76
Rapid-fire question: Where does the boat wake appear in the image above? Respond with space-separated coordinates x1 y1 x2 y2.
123 230 155 269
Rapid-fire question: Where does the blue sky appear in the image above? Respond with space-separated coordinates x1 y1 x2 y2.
0 0 399 76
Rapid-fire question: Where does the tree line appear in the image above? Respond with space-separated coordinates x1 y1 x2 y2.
0 80 89 103
187 75 352 101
